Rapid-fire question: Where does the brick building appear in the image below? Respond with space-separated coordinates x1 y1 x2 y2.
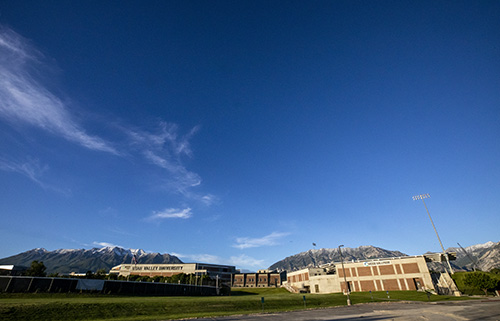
286 254 456 294
231 270 286 287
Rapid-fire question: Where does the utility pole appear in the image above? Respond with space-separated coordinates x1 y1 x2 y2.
338 245 351 306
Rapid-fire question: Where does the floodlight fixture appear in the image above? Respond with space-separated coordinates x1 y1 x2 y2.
412 193 430 201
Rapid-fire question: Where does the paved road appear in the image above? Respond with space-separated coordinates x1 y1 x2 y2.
188 298 500 321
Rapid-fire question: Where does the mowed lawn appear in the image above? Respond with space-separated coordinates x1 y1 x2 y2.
0 288 474 321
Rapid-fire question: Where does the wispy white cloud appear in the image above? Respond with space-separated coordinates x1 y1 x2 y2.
126 123 203 195
123 122 212 205
0 26 216 206
172 252 265 268
201 194 218 206
172 252 221 264
0 156 68 194
0 156 47 185
233 232 290 249
229 254 265 268
147 207 192 221
99 206 118 217
108 227 137 237
0 27 117 154
93 241 121 248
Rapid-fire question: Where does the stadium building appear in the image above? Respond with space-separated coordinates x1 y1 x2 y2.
285 253 460 295
109 263 236 284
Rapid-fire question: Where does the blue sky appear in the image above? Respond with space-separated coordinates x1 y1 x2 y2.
0 1 499 271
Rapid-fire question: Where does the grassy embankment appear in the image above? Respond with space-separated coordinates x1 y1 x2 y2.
0 287 474 321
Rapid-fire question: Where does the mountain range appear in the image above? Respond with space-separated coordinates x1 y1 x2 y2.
0 241 498 274
445 241 500 272
268 245 407 271
0 247 182 274
269 241 500 272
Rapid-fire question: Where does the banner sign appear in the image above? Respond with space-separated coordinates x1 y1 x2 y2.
363 260 391 267
130 265 184 271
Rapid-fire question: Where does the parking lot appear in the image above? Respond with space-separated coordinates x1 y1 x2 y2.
190 298 500 321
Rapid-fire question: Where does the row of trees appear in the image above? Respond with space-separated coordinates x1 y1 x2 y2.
109 273 218 286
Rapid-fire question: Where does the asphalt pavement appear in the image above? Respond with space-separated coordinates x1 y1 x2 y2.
185 297 500 321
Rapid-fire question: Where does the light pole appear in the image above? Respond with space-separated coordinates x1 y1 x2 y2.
338 245 351 306
412 193 454 274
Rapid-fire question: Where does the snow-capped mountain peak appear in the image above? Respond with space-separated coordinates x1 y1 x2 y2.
466 241 495 252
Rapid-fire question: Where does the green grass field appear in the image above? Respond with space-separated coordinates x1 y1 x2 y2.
0 288 474 321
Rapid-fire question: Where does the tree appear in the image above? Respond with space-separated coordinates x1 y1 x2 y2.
464 272 498 296
95 269 107 279
26 260 47 277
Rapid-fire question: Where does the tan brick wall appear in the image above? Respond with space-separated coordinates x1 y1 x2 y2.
406 278 416 290
395 264 402 274
379 265 395 275
258 275 268 286
246 274 256 287
382 279 400 291
402 263 420 273
269 275 280 286
357 267 372 276
360 280 376 291
400 279 408 290
234 276 244 285
338 268 351 277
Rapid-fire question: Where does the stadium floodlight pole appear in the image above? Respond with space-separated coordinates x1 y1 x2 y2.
412 193 454 274
338 245 351 306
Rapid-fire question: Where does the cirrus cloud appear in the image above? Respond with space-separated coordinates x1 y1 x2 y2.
172 252 265 268
93 241 122 248
0 27 118 154
233 232 290 249
147 207 192 221
0 26 216 207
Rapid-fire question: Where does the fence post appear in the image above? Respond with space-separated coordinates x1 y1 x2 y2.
48 278 55 292
5 277 13 292
27 277 34 292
